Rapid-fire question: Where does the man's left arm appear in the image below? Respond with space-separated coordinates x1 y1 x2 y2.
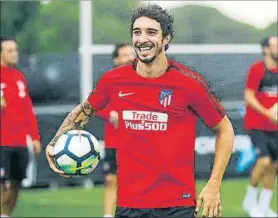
198 116 234 217
189 78 234 217
209 116 234 185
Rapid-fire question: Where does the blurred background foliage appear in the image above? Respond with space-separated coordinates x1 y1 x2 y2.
1 0 277 54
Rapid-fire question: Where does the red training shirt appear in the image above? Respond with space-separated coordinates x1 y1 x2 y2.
88 60 225 208
1 65 40 146
244 61 278 131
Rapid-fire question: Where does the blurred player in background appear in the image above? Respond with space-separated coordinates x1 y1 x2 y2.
242 36 278 217
96 43 135 218
46 4 234 218
0 37 42 218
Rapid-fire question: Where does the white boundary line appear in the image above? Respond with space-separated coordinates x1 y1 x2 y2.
79 44 261 55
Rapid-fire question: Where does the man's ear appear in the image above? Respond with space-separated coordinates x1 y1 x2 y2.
163 34 171 46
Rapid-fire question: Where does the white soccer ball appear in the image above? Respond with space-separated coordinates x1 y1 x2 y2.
53 130 101 175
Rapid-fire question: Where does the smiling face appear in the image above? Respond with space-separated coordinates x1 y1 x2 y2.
132 16 169 64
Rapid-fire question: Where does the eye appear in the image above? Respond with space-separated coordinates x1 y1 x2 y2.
148 31 156 36
133 30 140 36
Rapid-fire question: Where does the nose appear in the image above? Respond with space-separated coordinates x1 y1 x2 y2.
137 32 149 44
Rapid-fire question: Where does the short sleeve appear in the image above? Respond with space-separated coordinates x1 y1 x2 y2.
245 62 264 91
188 78 226 128
87 74 110 111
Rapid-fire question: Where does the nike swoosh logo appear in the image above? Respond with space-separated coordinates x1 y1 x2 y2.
118 91 134 97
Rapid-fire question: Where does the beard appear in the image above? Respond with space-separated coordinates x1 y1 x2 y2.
137 54 156 64
135 43 164 64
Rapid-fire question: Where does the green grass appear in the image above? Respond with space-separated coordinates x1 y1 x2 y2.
13 178 277 217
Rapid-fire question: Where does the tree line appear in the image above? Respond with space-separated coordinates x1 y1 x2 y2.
1 1 276 54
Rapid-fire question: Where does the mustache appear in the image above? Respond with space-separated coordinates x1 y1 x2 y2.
135 43 154 48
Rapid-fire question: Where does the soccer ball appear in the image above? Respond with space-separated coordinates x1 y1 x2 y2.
53 130 101 176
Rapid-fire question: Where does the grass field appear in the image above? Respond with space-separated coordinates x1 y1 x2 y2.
13 178 277 217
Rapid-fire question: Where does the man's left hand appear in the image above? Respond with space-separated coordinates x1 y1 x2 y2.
195 181 222 217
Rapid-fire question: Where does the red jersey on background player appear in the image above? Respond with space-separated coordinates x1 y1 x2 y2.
242 36 278 218
0 37 42 217
96 43 135 218
46 4 234 218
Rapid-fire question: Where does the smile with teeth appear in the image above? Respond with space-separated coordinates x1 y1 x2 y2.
139 46 152 51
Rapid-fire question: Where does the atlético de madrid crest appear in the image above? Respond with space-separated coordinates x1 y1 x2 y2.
159 89 173 107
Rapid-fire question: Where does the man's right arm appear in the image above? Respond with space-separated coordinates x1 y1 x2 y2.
48 100 96 146
46 100 97 177
46 72 111 176
49 71 112 146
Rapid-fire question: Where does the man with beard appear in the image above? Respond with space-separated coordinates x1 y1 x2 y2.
242 36 278 218
96 43 135 218
45 4 234 218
